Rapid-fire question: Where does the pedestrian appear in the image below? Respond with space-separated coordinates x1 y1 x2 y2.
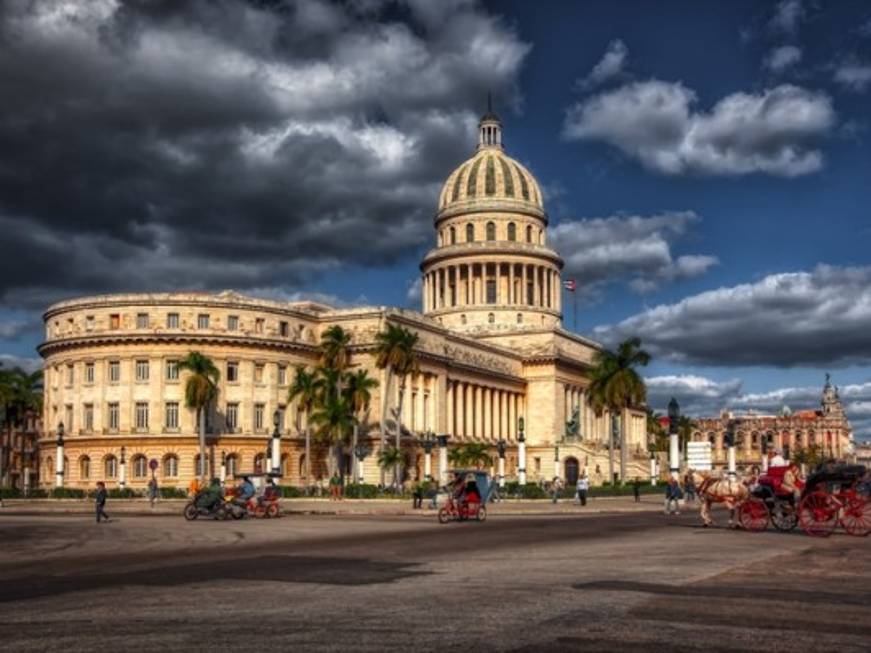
551 476 562 504
575 471 589 506
412 480 425 509
664 477 681 515
147 476 159 508
632 477 641 503
95 481 110 523
683 473 696 504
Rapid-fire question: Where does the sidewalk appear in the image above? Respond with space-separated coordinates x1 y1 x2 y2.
0 495 678 517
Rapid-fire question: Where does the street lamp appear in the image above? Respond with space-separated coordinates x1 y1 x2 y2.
517 417 526 485
724 419 737 479
354 443 366 483
497 439 506 489
119 445 127 489
271 409 282 476
421 431 436 481
55 421 65 489
667 397 680 481
220 450 227 484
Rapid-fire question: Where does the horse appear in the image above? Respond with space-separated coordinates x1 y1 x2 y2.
690 469 750 528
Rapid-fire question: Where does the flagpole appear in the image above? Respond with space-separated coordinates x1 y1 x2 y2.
574 290 578 333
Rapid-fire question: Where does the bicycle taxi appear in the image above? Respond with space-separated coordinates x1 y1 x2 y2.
437 470 495 524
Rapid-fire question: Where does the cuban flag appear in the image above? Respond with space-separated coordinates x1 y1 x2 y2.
563 279 577 292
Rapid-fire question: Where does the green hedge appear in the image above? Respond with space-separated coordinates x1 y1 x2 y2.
159 487 187 499
49 487 87 499
343 483 379 499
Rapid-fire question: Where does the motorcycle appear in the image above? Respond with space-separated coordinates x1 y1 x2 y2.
183 496 225 520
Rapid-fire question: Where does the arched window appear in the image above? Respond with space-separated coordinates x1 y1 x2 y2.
194 454 207 477
526 225 533 243
466 223 475 242
486 221 496 241
163 454 178 478
104 455 117 479
488 313 495 324
132 454 147 478
449 226 456 244
538 229 544 244
79 455 90 480
507 222 516 241
226 454 239 477
45 456 53 479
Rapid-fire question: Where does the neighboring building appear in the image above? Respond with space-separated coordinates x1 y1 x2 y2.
37 109 648 490
854 442 871 468
690 375 854 473
0 408 41 492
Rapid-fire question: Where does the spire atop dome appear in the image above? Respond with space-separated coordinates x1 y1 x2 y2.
477 93 502 150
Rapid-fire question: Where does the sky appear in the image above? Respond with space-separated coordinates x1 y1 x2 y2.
1 0 870 440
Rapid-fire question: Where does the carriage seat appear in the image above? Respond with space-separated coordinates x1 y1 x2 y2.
758 466 791 497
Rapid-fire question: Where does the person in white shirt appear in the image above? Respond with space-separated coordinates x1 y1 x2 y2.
575 472 589 506
769 449 787 467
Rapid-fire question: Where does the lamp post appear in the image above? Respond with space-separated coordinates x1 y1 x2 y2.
421 431 435 481
436 434 449 485
354 443 366 483
667 398 680 481
649 451 657 486
219 450 227 484
725 420 737 479
55 421 65 489
271 410 282 477
517 417 527 485
497 439 506 489
119 445 127 490
553 440 560 481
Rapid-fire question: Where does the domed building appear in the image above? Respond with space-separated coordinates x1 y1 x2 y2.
36 109 649 492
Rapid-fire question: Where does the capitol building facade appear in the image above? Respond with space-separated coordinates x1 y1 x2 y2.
37 111 649 490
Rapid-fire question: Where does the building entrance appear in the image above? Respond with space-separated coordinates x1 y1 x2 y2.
564 457 580 485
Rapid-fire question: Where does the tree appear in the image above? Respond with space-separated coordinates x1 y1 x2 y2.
288 366 323 487
344 368 378 481
0 367 43 486
646 408 667 452
588 337 650 483
374 323 420 486
377 446 405 488
178 352 220 481
319 325 352 399
677 415 695 458
310 395 356 478
449 443 491 469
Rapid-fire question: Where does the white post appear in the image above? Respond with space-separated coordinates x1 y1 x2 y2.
727 446 736 479
518 440 527 485
761 451 768 473
358 457 365 483
437 435 449 485
219 453 227 484
23 465 31 496
669 433 680 481
424 449 432 480
271 432 281 476
498 456 505 488
55 442 64 488
553 446 560 480
119 450 127 489
650 456 657 486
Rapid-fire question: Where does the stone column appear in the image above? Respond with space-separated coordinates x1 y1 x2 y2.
465 383 474 439
521 265 528 305
483 388 491 440
55 429 65 489
474 386 483 439
446 381 454 437
508 393 516 440
437 435 449 485
508 263 515 304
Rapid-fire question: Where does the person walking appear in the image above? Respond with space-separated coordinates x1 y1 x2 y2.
551 476 562 504
683 473 696 504
575 471 589 506
664 477 681 515
95 481 110 523
147 476 159 508
632 477 642 503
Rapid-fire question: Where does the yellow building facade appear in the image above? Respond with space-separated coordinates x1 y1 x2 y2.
37 110 648 490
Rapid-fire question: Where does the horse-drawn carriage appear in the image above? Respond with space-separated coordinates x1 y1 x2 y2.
737 464 869 536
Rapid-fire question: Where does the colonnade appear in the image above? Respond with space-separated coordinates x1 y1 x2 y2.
423 262 560 312
446 380 522 442
698 428 845 461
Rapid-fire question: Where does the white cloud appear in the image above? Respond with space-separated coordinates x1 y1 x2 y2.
595 265 871 367
578 39 628 89
0 354 42 374
834 62 871 92
549 211 717 298
563 81 835 176
406 277 423 304
769 0 805 34
646 375 743 416
764 45 802 73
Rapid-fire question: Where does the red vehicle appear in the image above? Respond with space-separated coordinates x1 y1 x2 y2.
738 465 802 532
798 464 870 537
438 472 487 523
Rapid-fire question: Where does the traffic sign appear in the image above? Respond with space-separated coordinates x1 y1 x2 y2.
686 442 712 471
148 458 159 471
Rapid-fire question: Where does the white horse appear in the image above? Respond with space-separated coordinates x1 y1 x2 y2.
690 470 750 528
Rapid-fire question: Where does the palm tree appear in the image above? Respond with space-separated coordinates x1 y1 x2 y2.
344 369 378 481
178 352 220 482
374 323 419 486
377 446 404 488
588 337 650 483
310 395 356 478
450 443 491 469
320 325 352 399
0 367 43 486
677 415 695 460
288 366 323 488
646 408 667 452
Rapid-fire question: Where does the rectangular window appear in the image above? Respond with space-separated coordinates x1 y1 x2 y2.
135 402 149 430
254 403 265 431
534 457 541 472
486 279 497 303
227 315 239 331
108 403 119 431
85 315 95 331
67 318 74 332
84 363 95 384
165 402 179 429
197 313 210 329
65 404 73 431
278 365 287 386
226 403 239 431
83 404 94 431
66 364 74 385
166 360 179 381
136 313 149 328
255 318 265 333
254 363 264 383
110 314 120 329
526 281 534 305
166 312 179 328
135 359 149 382
227 361 239 382
279 321 289 337
108 360 120 383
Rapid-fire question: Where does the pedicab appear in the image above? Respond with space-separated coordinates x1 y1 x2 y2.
437 470 495 524
798 464 869 537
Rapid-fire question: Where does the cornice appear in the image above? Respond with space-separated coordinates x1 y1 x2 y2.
420 243 564 269
434 200 547 225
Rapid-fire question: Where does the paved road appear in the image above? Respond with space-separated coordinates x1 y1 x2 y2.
0 508 868 652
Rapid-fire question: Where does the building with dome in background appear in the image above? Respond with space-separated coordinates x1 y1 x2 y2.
36 109 649 492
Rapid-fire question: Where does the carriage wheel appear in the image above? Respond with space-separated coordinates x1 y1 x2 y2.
841 497 871 537
770 500 798 532
266 503 280 519
738 498 769 532
476 506 487 522
799 492 838 537
437 508 451 524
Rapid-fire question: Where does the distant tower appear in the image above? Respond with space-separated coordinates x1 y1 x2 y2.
821 373 844 417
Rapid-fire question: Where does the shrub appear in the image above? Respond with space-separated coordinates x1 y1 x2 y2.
344 483 379 499
159 487 187 499
277 485 306 498
28 489 48 498
49 487 86 499
106 487 140 499
0 487 22 499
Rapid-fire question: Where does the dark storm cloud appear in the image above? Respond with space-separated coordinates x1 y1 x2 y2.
0 0 530 309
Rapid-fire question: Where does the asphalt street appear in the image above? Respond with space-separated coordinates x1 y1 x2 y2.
0 506 868 652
